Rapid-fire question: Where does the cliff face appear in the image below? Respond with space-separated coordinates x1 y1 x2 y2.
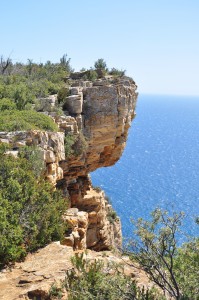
59 76 138 251
60 77 137 178
0 76 138 252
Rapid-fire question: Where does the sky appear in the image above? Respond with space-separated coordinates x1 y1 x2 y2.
1 0 199 96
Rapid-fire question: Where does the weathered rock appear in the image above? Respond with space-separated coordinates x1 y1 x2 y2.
63 94 83 114
60 77 137 250
62 208 88 250
36 94 57 112
65 176 122 251
60 77 137 181
45 150 55 163
0 243 74 300
0 130 65 186
0 244 157 300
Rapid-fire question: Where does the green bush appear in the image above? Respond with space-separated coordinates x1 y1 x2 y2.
108 210 117 224
129 209 199 300
0 54 73 111
82 69 98 82
0 110 58 131
57 87 70 104
18 146 45 177
109 67 126 77
49 283 64 299
174 239 199 299
64 134 77 158
13 83 35 110
94 58 107 70
0 98 16 111
0 147 68 267
62 252 162 300
65 132 88 158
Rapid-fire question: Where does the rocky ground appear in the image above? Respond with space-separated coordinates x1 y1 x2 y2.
0 243 156 300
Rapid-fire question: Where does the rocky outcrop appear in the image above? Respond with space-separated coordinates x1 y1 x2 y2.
58 76 137 250
60 77 137 180
0 130 65 186
0 76 138 252
62 176 122 251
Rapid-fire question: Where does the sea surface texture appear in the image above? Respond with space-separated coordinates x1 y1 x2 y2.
91 94 199 241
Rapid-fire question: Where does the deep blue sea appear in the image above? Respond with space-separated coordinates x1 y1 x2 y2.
91 94 199 241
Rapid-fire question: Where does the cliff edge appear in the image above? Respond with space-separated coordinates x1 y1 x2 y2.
0 76 138 252
0 75 138 299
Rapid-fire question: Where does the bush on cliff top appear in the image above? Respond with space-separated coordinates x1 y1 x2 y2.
49 252 163 300
0 146 68 267
0 110 58 132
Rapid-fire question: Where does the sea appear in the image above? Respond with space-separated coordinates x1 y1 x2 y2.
91 94 199 242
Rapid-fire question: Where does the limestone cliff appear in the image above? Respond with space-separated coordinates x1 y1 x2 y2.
58 76 137 251
0 75 138 252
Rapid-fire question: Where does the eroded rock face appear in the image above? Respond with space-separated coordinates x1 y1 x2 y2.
60 77 137 180
58 77 137 251
62 176 122 251
0 130 65 186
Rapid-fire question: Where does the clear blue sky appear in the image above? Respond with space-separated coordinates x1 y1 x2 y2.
1 0 199 96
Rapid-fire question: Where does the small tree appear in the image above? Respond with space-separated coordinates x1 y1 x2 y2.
0 55 12 75
128 209 199 300
94 58 107 70
60 54 73 74
27 58 34 76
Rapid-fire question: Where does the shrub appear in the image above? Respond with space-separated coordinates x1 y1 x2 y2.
0 54 73 110
57 87 70 104
64 134 76 158
108 210 117 224
109 67 126 77
0 110 58 131
72 132 88 156
18 146 45 177
62 252 162 300
82 69 98 82
128 209 199 300
94 58 107 70
0 148 68 267
65 132 88 158
174 238 199 299
49 283 64 299
13 83 35 110
0 98 16 111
